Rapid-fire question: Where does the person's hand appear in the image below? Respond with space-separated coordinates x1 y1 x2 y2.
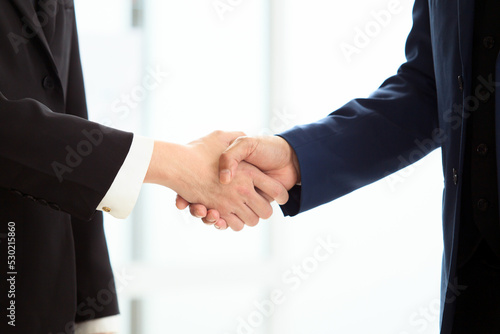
144 131 289 231
177 135 301 229
219 135 300 187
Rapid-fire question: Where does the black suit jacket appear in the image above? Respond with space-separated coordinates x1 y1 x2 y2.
0 1 134 332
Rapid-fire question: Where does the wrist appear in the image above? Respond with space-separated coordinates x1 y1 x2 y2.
144 140 165 184
276 136 301 184
290 147 301 184
144 141 185 190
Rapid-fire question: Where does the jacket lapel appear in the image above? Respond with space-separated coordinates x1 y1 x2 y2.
9 0 59 75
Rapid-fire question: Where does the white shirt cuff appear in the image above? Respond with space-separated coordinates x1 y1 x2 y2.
75 314 120 334
96 135 154 219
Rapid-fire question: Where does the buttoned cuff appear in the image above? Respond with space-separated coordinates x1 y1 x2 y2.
96 135 154 219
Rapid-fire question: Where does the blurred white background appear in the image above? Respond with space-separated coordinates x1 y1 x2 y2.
75 0 443 333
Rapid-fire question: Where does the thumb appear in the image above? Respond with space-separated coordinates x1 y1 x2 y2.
219 137 256 184
220 131 246 144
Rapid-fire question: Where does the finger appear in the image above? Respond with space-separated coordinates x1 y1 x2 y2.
203 209 220 224
234 204 260 227
189 204 208 218
175 195 190 210
223 214 245 231
219 137 257 185
256 188 274 202
214 218 228 230
244 190 274 220
253 171 289 205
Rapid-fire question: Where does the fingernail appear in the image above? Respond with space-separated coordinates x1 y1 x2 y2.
214 224 221 230
220 169 231 184
206 218 215 223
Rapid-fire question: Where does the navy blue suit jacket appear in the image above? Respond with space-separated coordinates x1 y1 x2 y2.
280 1 490 332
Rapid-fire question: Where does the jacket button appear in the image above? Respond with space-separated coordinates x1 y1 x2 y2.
478 88 491 103
483 36 495 49
453 168 458 185
477 198 489 212
42 76 55 89
457 75 464 92
476 144 489 156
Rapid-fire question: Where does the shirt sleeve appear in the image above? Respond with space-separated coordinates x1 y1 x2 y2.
96 135 155 219
74 314 121 334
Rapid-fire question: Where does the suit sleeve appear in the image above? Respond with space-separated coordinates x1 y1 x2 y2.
0 93 134 221
279 0 439 216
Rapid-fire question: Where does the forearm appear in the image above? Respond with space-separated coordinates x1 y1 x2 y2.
279 0 438 216
280 84 438 216
0 93 133 220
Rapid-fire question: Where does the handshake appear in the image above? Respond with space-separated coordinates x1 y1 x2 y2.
144 131 301 231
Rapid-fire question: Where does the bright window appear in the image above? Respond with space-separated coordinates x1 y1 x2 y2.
77 0 443 333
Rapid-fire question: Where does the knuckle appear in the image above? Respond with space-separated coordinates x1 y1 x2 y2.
219 152 230 163
236 185 252 198
233 136 248 145
246 168 255 179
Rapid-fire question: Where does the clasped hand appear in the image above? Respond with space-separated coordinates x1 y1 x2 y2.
172 131 301 231
145 131 298 231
